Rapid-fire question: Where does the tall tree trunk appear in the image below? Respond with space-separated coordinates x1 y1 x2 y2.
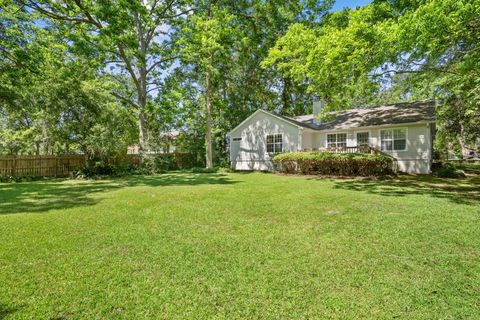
137 82 147 153
138 107 147 152
35 141 40 156
458 122 470 159
204 2 214 168
458 135 469 159
136 13 148 154
205 67 213 168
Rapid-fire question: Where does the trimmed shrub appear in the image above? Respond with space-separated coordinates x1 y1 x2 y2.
272 152 394 176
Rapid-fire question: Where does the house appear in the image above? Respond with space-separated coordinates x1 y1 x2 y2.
227 100 436 174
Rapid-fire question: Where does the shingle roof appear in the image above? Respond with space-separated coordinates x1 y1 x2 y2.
277 100 435 131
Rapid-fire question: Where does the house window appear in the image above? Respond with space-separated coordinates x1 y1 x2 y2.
380 128 407 151
327 133 347 148
356 132 370 146
266 134 283 153
232 137 242 141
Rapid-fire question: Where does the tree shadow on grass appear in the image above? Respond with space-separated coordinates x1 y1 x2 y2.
122 173 236 187
0 173 237 215
331 174 480 206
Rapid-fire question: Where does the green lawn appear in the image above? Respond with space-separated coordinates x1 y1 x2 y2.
1 172 479 319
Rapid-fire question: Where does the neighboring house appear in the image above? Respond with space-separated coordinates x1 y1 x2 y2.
228 100 436 174
127 130 180 155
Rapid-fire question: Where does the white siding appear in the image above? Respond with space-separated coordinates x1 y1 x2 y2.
229 111 301 170
301 131 314 149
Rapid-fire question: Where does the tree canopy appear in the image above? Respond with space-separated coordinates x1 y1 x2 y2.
1 0 478 162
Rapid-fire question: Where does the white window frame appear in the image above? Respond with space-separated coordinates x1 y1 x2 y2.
326 132 347 148
380 128 408 152
266 133 283 154
355 130 371 146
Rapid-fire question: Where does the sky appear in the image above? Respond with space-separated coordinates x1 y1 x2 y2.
331 0 372 11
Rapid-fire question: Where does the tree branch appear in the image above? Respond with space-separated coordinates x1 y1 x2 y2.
115 43 141 92
23 1 98 26
146 55 178 74
72 0 103 28
110 91 139 108
147 85 163 94
145 0 178 45
165 8 195 19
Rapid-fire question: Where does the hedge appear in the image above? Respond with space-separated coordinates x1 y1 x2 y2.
272 152 394 176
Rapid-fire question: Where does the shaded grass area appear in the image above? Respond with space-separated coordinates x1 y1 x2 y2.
0 173 479 319
332 174 480 206
0 173 236 215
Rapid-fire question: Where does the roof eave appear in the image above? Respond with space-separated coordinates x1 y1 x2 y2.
313 120 436 132
229 109 304 135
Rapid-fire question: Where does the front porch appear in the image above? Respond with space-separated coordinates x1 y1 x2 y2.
302 145 388 155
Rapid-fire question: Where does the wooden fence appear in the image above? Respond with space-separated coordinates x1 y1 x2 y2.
0 155 85 177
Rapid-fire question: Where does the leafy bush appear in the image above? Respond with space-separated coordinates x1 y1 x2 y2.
432 162 466 178
134 155 170 175
272 152 394 176
0 175 46 183
76 160 135 178
135 153 200 175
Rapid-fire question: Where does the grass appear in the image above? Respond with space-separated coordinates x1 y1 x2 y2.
0 172 479 319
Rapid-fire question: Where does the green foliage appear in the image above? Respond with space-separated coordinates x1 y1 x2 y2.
0 175 47 183
78 161 132 178
136 153 201 174
178 2 235 77
17 0 191 151
263 4 396 108
0 2 137 157
0 59 136 156
273 152 394 176
432 162 466 179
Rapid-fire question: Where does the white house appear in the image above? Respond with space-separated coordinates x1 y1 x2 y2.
227 100 436 174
